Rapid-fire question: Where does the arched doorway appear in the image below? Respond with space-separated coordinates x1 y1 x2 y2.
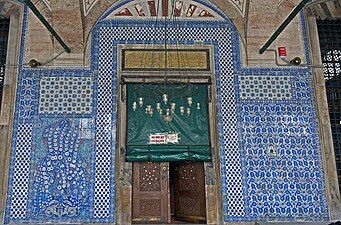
92 0 242 224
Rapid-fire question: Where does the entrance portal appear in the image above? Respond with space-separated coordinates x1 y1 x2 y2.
132 162 207 224
124 48 213 224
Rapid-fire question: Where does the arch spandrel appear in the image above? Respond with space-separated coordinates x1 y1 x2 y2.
83 0 246 67
104 0 224 20
83 0 246 19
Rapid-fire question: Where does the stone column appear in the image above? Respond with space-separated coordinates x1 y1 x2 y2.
306 16 341 221
0 1 24 221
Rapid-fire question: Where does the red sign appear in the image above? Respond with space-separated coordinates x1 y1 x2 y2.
149 134 166 144
149 133 179 144
278 47 287 58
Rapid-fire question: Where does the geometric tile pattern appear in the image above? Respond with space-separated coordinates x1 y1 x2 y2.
215 30 245 217
93 28 115 219
239 76 292 100
39 77 93 114
9 123 33 220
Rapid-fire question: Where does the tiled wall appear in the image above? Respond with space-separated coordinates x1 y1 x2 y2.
235 70 327 221
4 1 328 224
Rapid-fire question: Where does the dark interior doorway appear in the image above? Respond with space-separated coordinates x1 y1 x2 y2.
132 162 207 224
0 17 10 112
170 162 207 224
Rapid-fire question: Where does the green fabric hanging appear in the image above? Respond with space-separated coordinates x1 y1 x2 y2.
126 84 211 162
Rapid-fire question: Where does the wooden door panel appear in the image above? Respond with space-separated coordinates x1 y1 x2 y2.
174 162 206 223
132 162 170 223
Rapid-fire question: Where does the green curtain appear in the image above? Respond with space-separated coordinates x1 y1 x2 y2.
126 84 211 162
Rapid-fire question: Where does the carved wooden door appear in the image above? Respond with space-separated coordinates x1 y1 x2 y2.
174 162 206 223
132 162 170 223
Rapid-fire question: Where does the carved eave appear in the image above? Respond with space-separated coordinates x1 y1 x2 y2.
305 0 341 19
83 0 99 16
228 0 247 17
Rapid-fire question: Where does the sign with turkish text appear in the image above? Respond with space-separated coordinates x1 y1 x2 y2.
149 132 179 144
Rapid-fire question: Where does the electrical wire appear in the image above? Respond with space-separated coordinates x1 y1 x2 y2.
3 50 66 68
40 50 66 65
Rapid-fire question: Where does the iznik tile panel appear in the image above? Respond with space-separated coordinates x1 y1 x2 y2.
39 77 93 114
94 21 244 219
240 103 327 221
239 76 292 100
32 119 92 220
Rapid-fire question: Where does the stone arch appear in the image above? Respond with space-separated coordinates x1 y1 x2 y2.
87 0 245 223
83 0 246 66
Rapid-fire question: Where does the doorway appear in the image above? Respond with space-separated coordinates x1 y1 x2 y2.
120 46 218 224
0 17 10 112
132 162 207 224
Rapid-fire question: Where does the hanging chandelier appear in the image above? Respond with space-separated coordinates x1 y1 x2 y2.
131 84 201 123
129 0 203 123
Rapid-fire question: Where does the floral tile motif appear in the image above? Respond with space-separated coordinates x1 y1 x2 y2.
240 103 327 221
32 119 91 220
